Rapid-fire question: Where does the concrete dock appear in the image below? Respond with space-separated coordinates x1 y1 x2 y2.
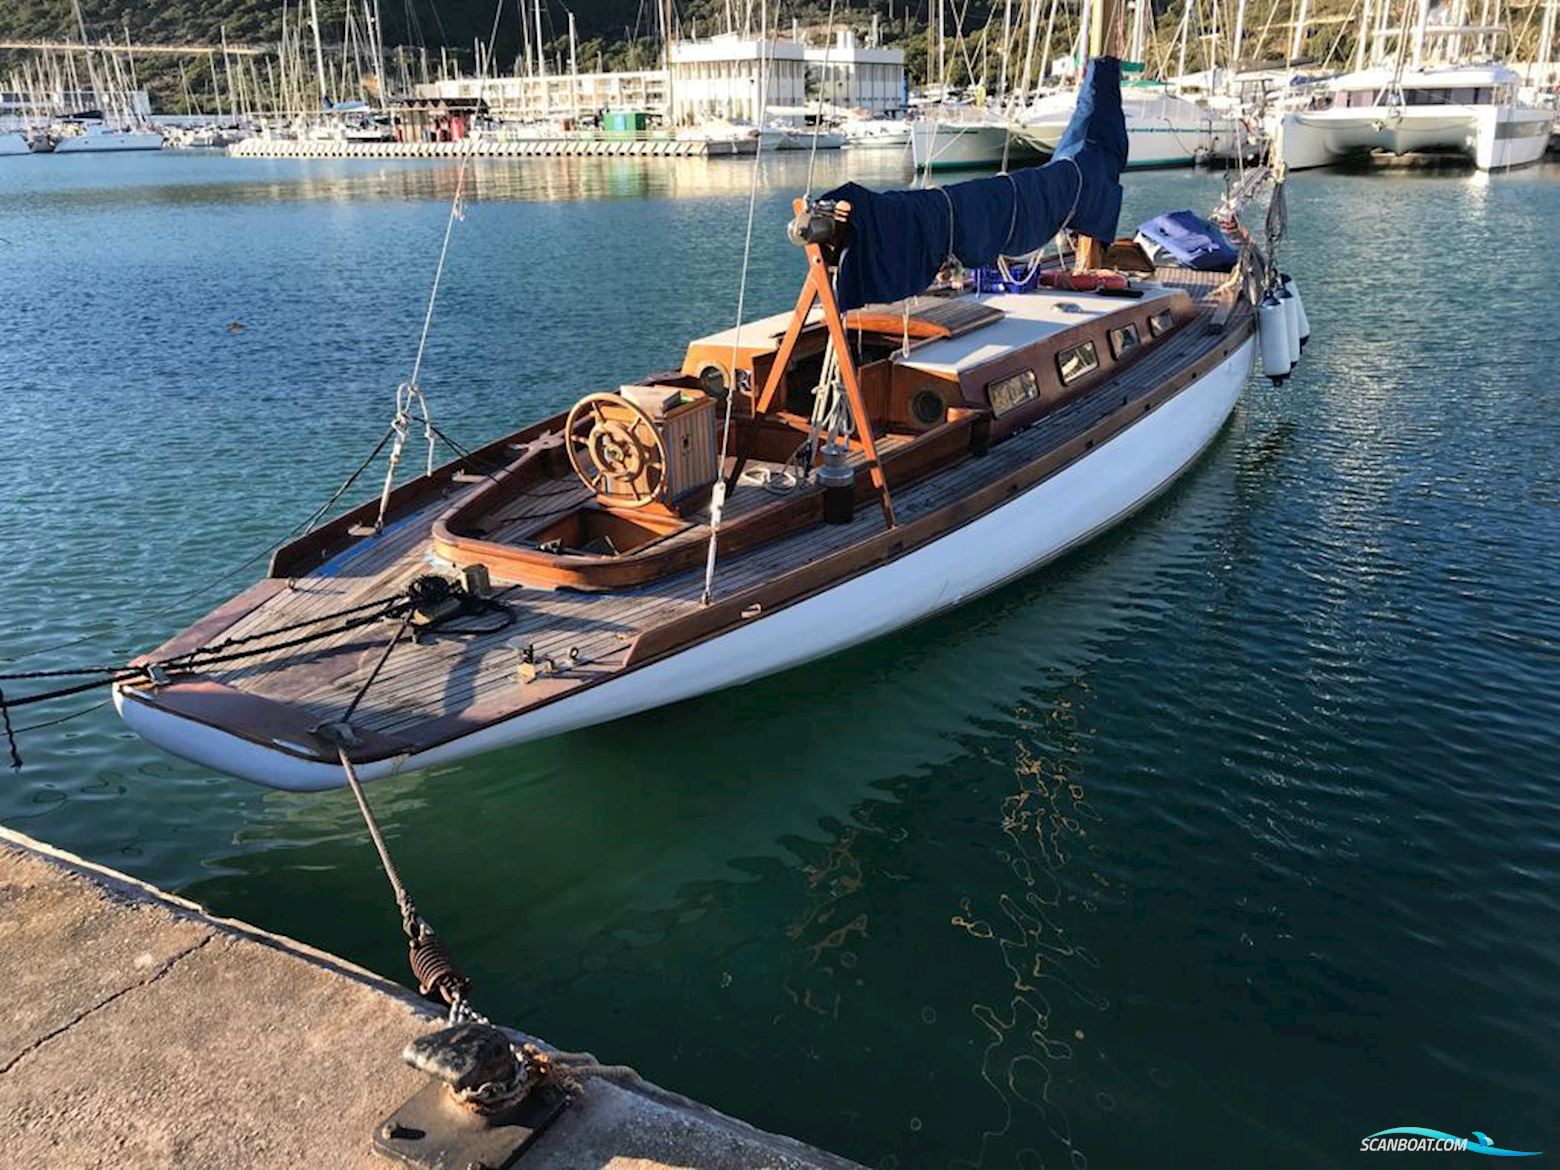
0 827 857 1170
227 136 755 159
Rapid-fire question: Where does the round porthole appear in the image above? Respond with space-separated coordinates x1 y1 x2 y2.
911 389 945 427
698 364 729 400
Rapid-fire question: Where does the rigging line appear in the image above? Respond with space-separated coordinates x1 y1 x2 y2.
341 611 413 726
373 0 507 532
701 0 770 608
11 699 109 737
0 590 397 679
0 687 21 771
803 0 839 200
0 424 397 667
404 0 507 391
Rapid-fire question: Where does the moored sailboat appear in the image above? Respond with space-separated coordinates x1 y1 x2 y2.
97 53 1307 791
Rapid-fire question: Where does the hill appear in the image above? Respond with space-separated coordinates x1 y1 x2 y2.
2 0 1550 113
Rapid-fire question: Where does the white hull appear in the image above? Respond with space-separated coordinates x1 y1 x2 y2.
51 128 164 153
766 128 845 151
0 132 29 156
116 336 1256 792
1020 94 1239 168
1275 104 1553 170
841 123 913 150
910 120 1034 170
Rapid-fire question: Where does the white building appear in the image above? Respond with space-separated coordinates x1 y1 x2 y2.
668 35 806 124
804 30 906 114
411 30 906 128
414 71 668 124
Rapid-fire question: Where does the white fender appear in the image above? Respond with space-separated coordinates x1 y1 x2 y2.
1282 274 1310 349
1274 282 1302 365
1258 294 1292 383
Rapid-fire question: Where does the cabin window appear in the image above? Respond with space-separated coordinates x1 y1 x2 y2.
987 369 1039 417
1148 308 1176 337
1109 322 1142 359
1056 341 1099 386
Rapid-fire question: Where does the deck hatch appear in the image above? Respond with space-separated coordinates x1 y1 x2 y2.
847 297 1006 340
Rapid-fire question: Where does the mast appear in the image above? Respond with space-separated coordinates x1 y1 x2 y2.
1289 0 1310 60
1077 0 1121 269
1410 0 1430 69
68 0 104 116
536 0 548 78
307 0 330 108
1000 0 1014 97
1536 0 1557 85
221 27 236 121
661 0 672 121
1177 0 1193 76
937 0 947 99
1038 0 1060 91
1231 0 1248 76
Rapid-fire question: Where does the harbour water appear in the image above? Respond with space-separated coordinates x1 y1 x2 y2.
1 151 1557 1167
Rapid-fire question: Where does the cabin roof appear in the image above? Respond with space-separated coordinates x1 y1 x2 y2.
689 306 822 352
894 287 1178 377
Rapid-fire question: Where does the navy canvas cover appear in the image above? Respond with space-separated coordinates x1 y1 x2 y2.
823 57 1128 311
1136 209 1238 271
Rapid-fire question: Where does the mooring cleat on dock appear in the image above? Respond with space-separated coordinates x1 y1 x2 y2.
374 1022 570 1169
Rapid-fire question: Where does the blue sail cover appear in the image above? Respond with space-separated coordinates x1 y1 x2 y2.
823 57 1129 311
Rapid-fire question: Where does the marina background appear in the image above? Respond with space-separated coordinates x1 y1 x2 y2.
1 152 1558 1165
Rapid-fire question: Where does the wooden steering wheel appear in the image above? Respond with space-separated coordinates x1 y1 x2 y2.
565 392 667 509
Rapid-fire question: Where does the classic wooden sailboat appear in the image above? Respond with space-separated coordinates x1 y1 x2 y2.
112 53 1304 792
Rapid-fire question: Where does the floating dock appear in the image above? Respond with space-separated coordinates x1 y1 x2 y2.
0 826 855 1169
229 136 754 159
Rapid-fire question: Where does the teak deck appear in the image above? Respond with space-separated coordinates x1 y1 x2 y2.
132 266 1246 765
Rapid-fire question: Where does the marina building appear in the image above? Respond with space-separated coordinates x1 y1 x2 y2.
412 70 668 125
412 31 905 128
804 30 907 114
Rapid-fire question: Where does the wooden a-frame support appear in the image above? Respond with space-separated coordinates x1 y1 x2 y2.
749 199 897 529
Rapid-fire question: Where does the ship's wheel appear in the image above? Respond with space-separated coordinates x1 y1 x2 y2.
566 393 667 509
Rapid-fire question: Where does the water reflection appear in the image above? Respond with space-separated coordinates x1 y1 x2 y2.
0 151 916 212
953 676 1110 1170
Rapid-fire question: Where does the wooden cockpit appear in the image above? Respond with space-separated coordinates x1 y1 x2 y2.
401 267 1195 592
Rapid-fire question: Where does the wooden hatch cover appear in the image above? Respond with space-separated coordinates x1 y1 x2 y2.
846 297 1006 340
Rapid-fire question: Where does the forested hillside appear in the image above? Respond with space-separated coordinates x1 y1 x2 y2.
2 0 1552 113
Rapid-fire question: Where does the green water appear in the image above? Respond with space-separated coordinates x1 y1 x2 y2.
2 151 1557 1168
